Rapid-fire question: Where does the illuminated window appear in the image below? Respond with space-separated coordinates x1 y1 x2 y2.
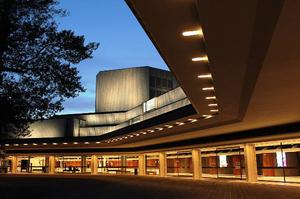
276 152 287 167
143 98 157 112
219 155 228 167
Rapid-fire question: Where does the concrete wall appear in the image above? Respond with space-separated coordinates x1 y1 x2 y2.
96 67 150 112
28 119 67 138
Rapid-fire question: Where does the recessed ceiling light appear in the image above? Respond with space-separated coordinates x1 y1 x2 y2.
33 143 37 146
202 87 214 91
14 144 19 146
4 144 9 146
84 142 89 144
210 109 219 112
73 142 78 145
52 143 58 145
42 143 47 145
192 56 208 62
208 104 218 107
142 132 147 135
156 127 163 131
197 74 212 78
96 141 101 144
130 135 134 138
188 118 198 123
135 133 140 136
182 29 203 37
203 115 214 119
147 130 154 133
205 96 216 100
23 143 28 146
165 125 173 128
63 142 68 145
176 122 184 126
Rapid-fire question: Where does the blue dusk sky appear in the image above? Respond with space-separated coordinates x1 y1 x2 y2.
56 0 167 114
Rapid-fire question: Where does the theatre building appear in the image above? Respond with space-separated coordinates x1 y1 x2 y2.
1 0 300 184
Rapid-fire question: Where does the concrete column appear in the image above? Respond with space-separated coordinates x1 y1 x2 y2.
121 156 126 173
138 154 145 175
192 149 202 180
91 155 98 175
48 156 55 174
81 155 87 173
159 152 166 177
244 144 258 182
11 156 17 174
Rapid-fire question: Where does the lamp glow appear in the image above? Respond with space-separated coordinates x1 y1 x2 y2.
192 56 208 62
198 74 212 78
202 87 214 91
182 29 203 37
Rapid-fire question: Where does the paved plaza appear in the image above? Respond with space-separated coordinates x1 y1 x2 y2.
1 175 300 199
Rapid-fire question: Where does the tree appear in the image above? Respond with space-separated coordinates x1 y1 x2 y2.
0 0 99 138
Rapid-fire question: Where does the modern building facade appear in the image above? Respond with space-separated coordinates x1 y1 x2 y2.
1 0 300 185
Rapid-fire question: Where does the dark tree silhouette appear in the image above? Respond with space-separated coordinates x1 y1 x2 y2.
0 0 99 138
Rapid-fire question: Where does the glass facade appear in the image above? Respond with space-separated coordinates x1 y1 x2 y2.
146 154 159 175
256 141 300 183
17 156 47 173
2 139 300 184
202 147 245 179
166 151 193 177
55 156 91 174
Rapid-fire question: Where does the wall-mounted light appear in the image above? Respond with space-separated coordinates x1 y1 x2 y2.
205 96 216 100
182 29 203 37
202 87 214 91
198 74 212 79
73 142 78 145
208 104 218 107
52 143 58 145
63 142 68 145
192 56 208 62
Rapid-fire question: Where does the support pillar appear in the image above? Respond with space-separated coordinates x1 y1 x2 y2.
138 154 145 175
11 156 17 174
91 155 98 175
48 156 55 174
192 149 202 180
159 152 166 177
121 156 126 173
81 155 87 173
244 144 258 182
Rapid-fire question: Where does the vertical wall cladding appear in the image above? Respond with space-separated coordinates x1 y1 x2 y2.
96 67 150 112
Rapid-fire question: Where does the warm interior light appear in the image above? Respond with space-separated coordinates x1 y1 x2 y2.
63 142 68 145
96 141 101 144
4 144 9 146
14 144 19 146
156 127 163 131
142 132 147 135
210 109 219 112
202 87 214 91
23 143 28 146
182 29 203 37
52 143 58 145
165 125 173 128
205 96 216 99
198 74 212 78
33 143 37 146
208 104 218 107
192 56 208 62
73 142 78 145
84 142 89 144
42 143 47 145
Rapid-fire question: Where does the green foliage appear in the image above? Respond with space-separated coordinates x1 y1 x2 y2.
0 0 99 138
